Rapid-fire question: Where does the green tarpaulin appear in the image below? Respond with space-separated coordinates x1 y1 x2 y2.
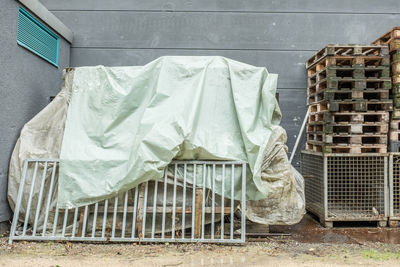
58 56 281 208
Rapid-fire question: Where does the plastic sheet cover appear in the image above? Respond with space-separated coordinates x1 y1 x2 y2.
58 56 281 208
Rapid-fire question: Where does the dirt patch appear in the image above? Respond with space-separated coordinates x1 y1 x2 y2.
2 215 400 266
2 236 400 266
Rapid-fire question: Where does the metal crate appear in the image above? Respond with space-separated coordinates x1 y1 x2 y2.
389 153 400 226
301 151 388 227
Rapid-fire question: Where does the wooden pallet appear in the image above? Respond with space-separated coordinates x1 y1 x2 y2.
307 122 388 135
307 133 387 145
307 56 390 75
307 89 390 104
308 99 392 112
306 45 389 68
372 27 400 45
308 111 389 124
308 66 390 84
306 142 387 153
308 77 391 92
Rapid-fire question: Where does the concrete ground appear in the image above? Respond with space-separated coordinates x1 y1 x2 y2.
1 214 400 266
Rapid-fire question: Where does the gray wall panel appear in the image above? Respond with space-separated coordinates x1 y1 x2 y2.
0 0 70 221
41 0 400 13
52 11 399 50
70 48 311 89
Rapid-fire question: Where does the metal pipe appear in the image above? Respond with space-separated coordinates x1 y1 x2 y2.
289 108 309 163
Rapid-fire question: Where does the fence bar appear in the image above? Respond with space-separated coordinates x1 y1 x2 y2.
42 161 57 236
161 169 168 239
221 164 225 240
121 191 128 238
9 160 28 244
211 164 215 239
81 205 89 237
182 163 187 239
172 164 178 239
151 180 158 239
201 164 206 239
112 196 118 238
101 199 108 238
191 163 196 240
23 161 39 236
230 164 234 240
92 202 99 238
141 181 149 238
72 207 79 237
131 187 138 238
241 163 246 242
33 161 48 236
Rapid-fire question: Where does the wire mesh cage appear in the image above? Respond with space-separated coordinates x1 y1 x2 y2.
301 151 388 227
389 153 400 226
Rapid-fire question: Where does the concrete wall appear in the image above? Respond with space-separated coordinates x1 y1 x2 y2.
39 0 400 170
0 0 70 222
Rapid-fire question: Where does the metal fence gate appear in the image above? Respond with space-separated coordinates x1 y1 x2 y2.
9 159 246 244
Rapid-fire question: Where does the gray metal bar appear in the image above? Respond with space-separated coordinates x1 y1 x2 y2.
11 235 245 244
81 205 88 237
62 208 69 237
201 164 206 239
9 160 29 244
92 202 99 238
142 181 149 238
52 206 59 236
161 169 168 239
42 161 57 236
27 158 246 165
241 163 246 242
182 163 187 239
151 180 158 239
172 164 178 239
221 164 225 240
72 207 79 237
101 199 108 238
112 196 118 238
33 161 48 236
23 161 39 236
230 164 234 240
191 163 196 240
211 164 215 239
131 187 138 238
121 191 128 238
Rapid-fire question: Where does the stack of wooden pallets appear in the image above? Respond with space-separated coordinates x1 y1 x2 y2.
305 45 392 153
373 28 400 152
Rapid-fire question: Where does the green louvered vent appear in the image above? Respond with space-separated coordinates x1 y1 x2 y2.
17 7 59 66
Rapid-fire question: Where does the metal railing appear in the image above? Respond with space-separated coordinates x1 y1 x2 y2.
9 159 247 244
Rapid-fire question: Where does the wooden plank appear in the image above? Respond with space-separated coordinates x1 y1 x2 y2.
194 188 203 238
136 184 146 238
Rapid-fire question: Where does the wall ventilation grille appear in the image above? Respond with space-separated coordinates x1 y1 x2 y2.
17 7 59 67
